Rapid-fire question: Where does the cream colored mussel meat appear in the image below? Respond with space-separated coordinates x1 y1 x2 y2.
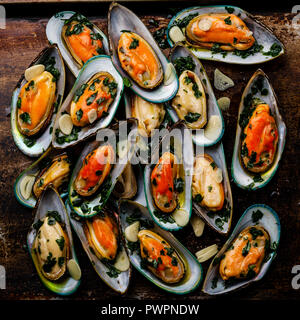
171 70 206 129
131 95 165 137
33 215 69 281
192 154 224 211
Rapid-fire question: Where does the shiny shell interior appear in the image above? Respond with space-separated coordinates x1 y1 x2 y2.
231 69 286 190
167 6 284 65
119 199 203 294
11 45 65 157
46 11 109 77
202 204 280 295
193 142 233 235
68 120 138 218
144 121 193 231
108 2 179 103
52 55 124 149
65 201 131 294
168 43 225 146
27 186 81 295
14 148 69 209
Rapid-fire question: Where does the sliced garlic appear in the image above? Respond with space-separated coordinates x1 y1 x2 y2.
125 221 140 242
204 115 222 141
169 26 186 43
214 168 223 183
196 244 218 263
172 209 189 227
87 109 98 124
217 97 231 111
20 175 35 200
164 63 176 86
24 64 45 82
214 69 234 91
114 249 130 272
190 215 205 237
198 18 212 31
59 114 73 135
67 259 82 280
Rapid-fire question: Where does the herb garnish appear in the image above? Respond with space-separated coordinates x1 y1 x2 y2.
173 56 195 76
129 38 139 49
242 241 251 257
20 112 31 124
184 112 201 123
42 252 56 273
252 209 263 223
56 236 65 251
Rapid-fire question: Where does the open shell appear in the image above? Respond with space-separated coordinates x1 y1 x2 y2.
14 148 71 209
168 43 224 146
144 121 193 231
65 201 131 294
27 186 81 295
119 199 203 294
68 120 138 218
52 55 124 149
231 69 286 190
11 45 65 157
108 2 179 103
202 204 280 295
167 6 284 65
193 142 233 235
46 11 109 77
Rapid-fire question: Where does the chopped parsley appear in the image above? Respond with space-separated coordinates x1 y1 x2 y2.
129 38 139 49
184 112 201 123
252 209 264 223
56 236 65 251
173 56 195 76
20 112 31 124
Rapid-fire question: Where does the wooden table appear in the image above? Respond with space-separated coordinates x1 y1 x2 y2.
0 2 299 301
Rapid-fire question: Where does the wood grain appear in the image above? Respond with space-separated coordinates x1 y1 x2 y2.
0 8 299 301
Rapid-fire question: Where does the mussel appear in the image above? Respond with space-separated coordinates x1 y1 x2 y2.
52 56 124 149
232 69 286 190
70 72 118 127
192 143 233 235
119 199 203 294
118 31 163 89
32 214 70 281
171 70 207 129
151 152 179 213
219 226 269 280
144 122 193 231
68 120 138 218
27 187 81 295
84 212 119 260
185 13 255 51
33 154 71 198
240 103 278 173
131 94 165 137
11 45 65 157
167 6 284 64
202 204 280 295
62 13 105 67
108 3 178 103
192 154 224 211
138 230 185 283
17 71 56 137
66 201 131 294
46 11 109 76
168 43 224 146
74 144 115 197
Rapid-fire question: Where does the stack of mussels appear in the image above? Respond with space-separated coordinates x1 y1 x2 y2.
11 3 286 296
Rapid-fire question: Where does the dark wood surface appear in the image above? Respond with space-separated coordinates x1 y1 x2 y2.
0 4 299 300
